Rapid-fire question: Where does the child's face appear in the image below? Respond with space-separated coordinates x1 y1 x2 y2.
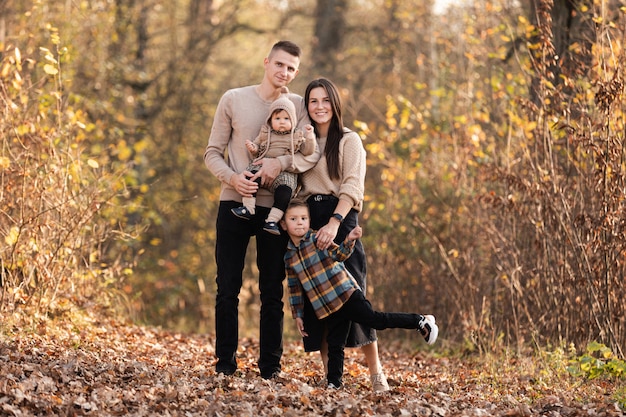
271 109 292 133
280 205 310 239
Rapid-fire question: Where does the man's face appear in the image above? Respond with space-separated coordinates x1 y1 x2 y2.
264 50 300 88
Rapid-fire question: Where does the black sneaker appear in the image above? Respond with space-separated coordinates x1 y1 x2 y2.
261 369 282 380
215 366 236 376
231 206 253 220
263 221 280 235
418 315 438 345
262 371 289 383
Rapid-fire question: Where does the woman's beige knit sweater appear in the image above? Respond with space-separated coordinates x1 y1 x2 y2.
204 85 320 208
298 130 366 212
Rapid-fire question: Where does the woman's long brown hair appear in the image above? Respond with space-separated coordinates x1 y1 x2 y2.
304 78 345 180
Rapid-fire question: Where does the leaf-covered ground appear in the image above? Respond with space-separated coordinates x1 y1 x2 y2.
1 312 623 417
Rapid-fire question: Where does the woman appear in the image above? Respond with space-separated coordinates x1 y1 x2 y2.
298 78 389 392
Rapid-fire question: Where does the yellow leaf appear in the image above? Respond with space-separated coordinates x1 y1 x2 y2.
1 63 10 77
453 115 468 124
117 140 132 161
89 251 99 263
43 64 58 75
69 161 81 182
44 53 57 64
0 156 11 169
87 159 99 168
543 80 555 90
5 226 20 245
133 139 148 153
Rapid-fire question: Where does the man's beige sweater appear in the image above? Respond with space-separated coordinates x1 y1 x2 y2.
298 130 366 212
204 85 320 208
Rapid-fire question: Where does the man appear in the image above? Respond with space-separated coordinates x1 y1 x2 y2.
204 40 320 379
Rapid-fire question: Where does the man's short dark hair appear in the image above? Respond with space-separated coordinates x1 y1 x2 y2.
270 40 301 59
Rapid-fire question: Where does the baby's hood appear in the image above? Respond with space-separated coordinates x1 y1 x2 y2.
267 95 297 133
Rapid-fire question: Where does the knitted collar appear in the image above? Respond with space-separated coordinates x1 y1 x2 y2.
271 129 291 135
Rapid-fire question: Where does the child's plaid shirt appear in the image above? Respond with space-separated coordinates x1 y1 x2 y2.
285 229 360 320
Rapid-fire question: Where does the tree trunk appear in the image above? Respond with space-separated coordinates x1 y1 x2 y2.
311 0 348 78
528 0 595 110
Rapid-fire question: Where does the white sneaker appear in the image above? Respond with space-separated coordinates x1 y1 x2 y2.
418 315 438 345
370 372 390 392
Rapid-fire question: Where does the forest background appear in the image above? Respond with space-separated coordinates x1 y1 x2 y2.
1 0 625 363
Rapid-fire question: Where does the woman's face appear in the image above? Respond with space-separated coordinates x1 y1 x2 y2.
307 87 333 128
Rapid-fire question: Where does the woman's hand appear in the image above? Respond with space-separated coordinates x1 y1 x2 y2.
295 318 308 337
315 221 340 250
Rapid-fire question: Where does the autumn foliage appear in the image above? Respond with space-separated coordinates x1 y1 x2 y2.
354 0 626 356
1 0 626 415
1 0 626 364
0 34 133 316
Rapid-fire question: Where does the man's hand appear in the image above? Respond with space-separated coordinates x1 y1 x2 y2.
251 158 281 188
295 317 308 337
230 170 258 197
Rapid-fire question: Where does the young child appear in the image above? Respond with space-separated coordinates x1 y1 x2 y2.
231 94 317 235
281 201 439 389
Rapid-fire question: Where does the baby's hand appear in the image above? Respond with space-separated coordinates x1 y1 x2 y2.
303 124 314 135
348 225 362 240
245 140 257 153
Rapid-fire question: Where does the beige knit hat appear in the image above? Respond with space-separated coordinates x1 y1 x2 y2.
267 95 297 133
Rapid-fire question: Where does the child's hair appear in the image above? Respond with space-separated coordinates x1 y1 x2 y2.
272 108 290 118
285 199 309 214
